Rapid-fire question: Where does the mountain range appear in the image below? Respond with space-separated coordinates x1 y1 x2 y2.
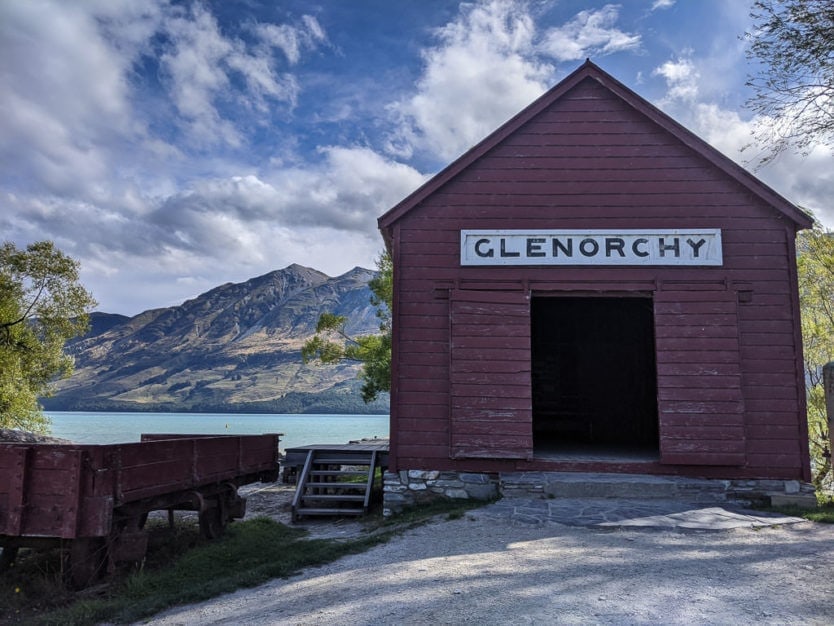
42 264 389 414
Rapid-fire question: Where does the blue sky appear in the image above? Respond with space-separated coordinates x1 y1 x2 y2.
2 1 831 315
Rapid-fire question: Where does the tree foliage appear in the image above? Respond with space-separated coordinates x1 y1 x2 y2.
796 224 834 491
301 251 392 403
0 241 97 432
744 0 834 163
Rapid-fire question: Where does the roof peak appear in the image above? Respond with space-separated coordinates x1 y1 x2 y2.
378 61 811 236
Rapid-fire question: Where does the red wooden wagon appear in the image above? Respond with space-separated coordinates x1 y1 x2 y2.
0 433 280 587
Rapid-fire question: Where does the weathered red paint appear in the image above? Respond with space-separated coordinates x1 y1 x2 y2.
378 61 813 481
0 434 280 584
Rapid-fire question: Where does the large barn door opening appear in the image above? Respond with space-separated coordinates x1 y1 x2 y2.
531 296 658 457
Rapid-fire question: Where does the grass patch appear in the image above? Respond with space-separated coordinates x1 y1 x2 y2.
3 497 492 625
3 518 387 625
761 501 834 524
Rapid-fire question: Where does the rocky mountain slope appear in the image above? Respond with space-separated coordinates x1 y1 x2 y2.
42 264 389 414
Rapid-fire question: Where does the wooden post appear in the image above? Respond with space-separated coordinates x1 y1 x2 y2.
824 362 834 473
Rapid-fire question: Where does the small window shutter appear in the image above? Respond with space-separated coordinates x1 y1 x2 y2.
449 289 532 459
655 286 746 466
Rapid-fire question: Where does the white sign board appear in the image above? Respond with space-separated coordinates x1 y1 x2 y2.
460 229 723 266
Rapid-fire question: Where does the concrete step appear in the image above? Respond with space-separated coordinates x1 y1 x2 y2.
500 471 734 502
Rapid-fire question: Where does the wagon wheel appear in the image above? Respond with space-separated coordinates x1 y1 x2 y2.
0 546 19 572
198 499 227 540
68 537 108 589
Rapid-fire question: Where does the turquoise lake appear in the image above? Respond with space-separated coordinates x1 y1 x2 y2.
45 411 389 451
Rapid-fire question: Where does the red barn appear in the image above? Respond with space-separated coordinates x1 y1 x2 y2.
378 61 813 508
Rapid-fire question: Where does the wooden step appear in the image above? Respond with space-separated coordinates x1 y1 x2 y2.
301 494 366 502
303 481 366 489
312 457 374 466
294 507 364 516
291 448 379 522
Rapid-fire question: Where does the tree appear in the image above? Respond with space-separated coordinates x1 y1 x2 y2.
0 241 97 432
301 251 392 403
744 0 834 163
796 223 834 491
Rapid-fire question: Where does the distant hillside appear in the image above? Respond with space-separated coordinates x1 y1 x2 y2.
42 264 389 414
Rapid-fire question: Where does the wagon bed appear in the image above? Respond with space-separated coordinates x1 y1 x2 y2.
0 433 281 586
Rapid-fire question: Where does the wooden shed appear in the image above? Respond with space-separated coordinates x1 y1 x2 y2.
378 61 813 486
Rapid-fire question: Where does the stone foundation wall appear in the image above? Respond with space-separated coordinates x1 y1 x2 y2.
383 469 817 515
382 470 499 516
500 471 817 506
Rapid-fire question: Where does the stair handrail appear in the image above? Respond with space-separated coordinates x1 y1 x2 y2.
362 450 378 513
291 450 315 521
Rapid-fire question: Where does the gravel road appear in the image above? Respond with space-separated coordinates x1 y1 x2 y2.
144 500 834 625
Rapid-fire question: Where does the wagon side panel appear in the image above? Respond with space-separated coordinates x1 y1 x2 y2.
237 434 281 479
0 445 85 539
115 439 194 503
75 446 115 537
0 445 28 536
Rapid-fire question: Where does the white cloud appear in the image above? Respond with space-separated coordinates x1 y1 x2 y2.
653 55 700 103
539 4 641 62
3 142 425 314
0 1 377 314
0 2 146 199
650 56 834 228
254 15 327 65
651 0 676 10
158 4 325 146
387 0 553 161
0 0 328 204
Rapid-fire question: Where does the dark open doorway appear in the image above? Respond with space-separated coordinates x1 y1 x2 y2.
531 296 658 457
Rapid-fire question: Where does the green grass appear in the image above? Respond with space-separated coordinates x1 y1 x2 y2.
762 501 834 524
2 498 488 625
27 518 388 625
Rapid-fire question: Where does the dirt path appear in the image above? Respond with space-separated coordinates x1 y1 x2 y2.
145 498 834 625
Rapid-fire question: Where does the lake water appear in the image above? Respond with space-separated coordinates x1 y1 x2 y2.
45 411 389 452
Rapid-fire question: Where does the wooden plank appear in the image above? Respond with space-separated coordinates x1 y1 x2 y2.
655 288 745 466
449 289 532 460
0 446 28 535
746 454 804 469
658 387 745 402
450 420 532 435
399 378 451 393
446 179 743 196
451 396 531 410
746 439 801 454
396 418 449 432
451 334 531 350
661 425 745 440
451 383 530 398
661 452 746 466
658 374 740 388
459 164 720 183
394 431 448 446
396 391 449 407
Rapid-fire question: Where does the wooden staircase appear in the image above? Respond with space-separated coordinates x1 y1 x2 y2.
291 448 379 522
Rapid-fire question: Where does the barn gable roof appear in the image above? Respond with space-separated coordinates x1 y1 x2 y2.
378 60 813 238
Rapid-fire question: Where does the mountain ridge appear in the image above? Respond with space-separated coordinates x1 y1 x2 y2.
43 264 389 414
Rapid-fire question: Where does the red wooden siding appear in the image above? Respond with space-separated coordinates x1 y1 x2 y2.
450 290 531 459
654 286 746 465
380 62 811 481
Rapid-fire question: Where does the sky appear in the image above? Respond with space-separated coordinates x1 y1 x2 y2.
2 0 832 316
